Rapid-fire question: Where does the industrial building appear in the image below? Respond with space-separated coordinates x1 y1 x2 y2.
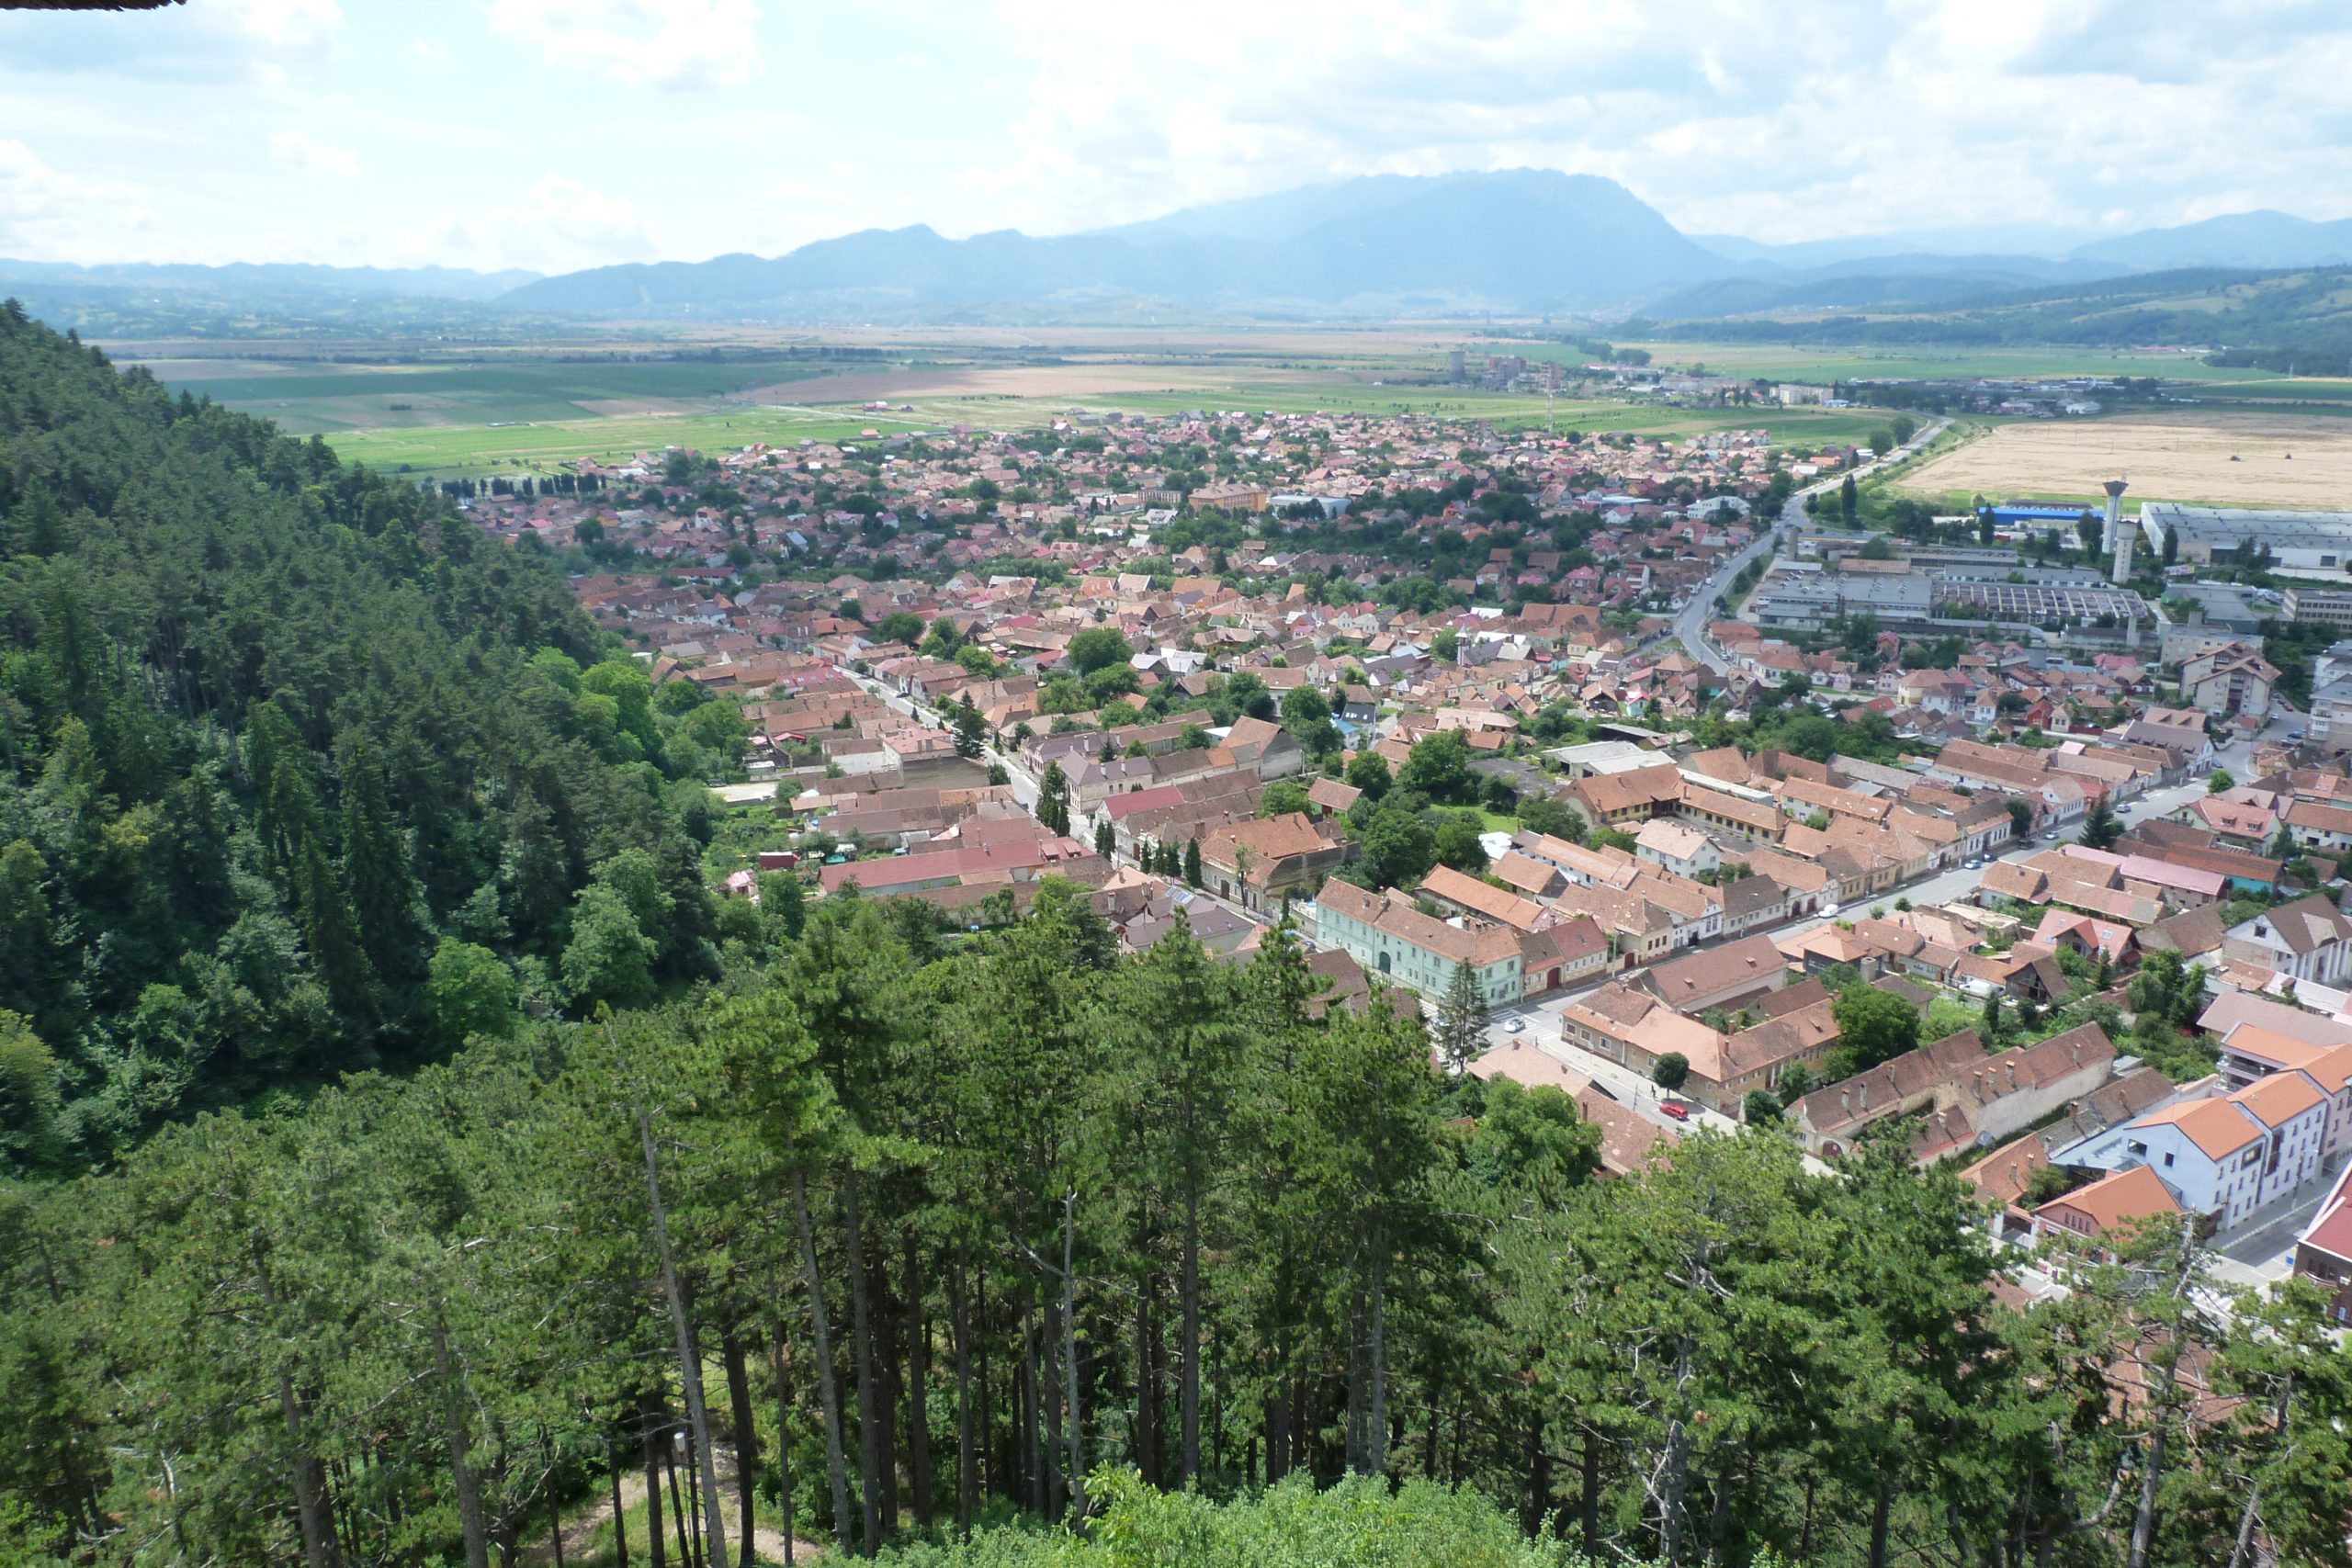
1750 560 2145 640
1980 502 2096 533
1936 581 2146 627
1751 563 1934 628
2284 585 2352 630
2140 502 2352 570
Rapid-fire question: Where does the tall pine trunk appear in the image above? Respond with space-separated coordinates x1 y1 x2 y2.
841 1164 883 1555
1365 1247 1387 1476
791 1170 854 1559
254 1253 340 1568
661 1437 692 1568
639 1394 669 1568
903 1232 933 1530
606 1433 629 1568
627 1046 729 1566
951 1248 977 1537
720 1326 758 1568
1135 1286 1161 1485
767 1334 797 1568
1180 1189 1201 1483
428 1311 492 1568
1060 1192 1085 1521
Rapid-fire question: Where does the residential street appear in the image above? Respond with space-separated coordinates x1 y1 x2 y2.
1487 726 2260 1134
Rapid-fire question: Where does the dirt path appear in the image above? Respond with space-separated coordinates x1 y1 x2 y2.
534 1444 826 1567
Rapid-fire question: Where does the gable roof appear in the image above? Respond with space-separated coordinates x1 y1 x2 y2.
2132 1097 2263 1160
1633 932 1790 1009
2037 1164 2181 1236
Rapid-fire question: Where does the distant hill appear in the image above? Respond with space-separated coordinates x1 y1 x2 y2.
1633 265 2352 374
0 258 559 339
0 258 541 300
2065 210 2352 271
502 169 1736 317
1646 254 2130 319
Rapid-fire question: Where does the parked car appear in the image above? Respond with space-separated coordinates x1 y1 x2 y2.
1504 1016 1525 1034
1660 1101 1690 1122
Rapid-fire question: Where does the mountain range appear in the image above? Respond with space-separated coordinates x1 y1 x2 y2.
15 172 2352 327
492 175 2352 321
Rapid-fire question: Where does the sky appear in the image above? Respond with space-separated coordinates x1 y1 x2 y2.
6 0 2352 277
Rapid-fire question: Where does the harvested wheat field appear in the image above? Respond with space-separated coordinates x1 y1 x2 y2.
1905 415 2352 508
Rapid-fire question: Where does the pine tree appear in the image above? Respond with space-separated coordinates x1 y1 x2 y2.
1182 837 1203 887
1038 761 1071 837
1093 818 1115 860
338 736 426 987
952 695 988 761
1432 959 1487 1075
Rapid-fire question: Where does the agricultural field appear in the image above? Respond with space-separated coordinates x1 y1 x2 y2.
136 352 845 433
125 326 1896 478
1899 412 2352 509
1620 340 2242 385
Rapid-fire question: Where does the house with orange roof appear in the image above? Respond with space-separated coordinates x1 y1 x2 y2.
2031 1164 2181 1245
2070 1067 2333 1232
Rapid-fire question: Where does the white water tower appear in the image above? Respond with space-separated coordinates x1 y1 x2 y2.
2105 479 2133 584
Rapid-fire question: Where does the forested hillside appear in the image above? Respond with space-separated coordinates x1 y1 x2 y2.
0 301 722 1166
5 885 2346 1567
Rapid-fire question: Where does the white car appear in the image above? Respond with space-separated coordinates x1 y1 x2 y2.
1504 1016 1526 1034
1819 901 1841 919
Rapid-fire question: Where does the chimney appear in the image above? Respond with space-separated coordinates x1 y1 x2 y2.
1858 1081 1869 1111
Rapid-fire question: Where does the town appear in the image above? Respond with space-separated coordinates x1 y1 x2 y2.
446 394 2352 1314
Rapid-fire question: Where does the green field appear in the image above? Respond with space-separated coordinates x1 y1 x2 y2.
134 329 1926 478
148 352 846 434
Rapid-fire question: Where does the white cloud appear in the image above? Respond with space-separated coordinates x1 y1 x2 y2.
966 0 2352 244
0 141 154 260
229 0 342 51
0 0 339 81
487 0 763 90
270 129 360 177
518 172 657 266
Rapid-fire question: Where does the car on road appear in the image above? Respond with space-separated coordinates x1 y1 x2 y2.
1504 1016 1525 1033
1964 858 1982 870
1659 1100 1690 1122
1819 901 1841 919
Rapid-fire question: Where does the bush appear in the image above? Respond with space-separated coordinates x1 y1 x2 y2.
877 1468 1597 1568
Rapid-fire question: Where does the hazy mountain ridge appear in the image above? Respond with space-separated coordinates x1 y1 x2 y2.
1631 265 2352 373
501 169 1731 317
0 257 542 299
17 172 2352 332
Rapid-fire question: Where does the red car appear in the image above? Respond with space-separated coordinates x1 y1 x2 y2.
1659 1101 1690 1122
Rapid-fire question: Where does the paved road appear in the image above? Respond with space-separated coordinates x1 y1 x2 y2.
837 668 1040 807
1676 418 1951 675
